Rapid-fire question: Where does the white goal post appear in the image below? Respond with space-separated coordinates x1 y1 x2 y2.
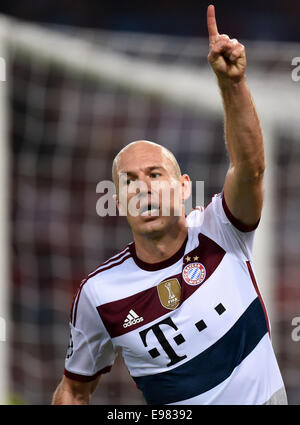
0 18 9 405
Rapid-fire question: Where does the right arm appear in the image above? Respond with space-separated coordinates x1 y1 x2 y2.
54 284 117 404
52 375 101 405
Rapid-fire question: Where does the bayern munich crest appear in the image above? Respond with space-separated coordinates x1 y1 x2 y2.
183 262 206 286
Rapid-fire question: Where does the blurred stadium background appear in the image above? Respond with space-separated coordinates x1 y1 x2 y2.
0 0 299 405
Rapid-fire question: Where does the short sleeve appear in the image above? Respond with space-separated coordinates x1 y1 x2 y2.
203 192 259 261
64 284 117 382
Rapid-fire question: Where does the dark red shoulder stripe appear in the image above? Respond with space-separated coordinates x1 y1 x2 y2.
72 279 86 327
64 366 112 382
97 233 225 338
71 254 131 326
82 246 131 282
87 254 131 279
246 260 270 338
94 246 130 270
70 286 80 324
222 192 260 232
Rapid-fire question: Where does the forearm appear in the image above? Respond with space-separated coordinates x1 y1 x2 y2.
218 77 265 179
52 382 90 405
207 5 264 225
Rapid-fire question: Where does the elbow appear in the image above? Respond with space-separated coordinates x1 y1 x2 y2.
233 160 265 183
246 164 265 182
252 161 265 179
247 149 266 177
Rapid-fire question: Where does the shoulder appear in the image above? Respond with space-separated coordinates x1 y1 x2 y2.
69 243 134 325
186 198 217 234
88 244 132 278
187 192 240 231
84 243 134 290
186 206 205 228
72 244 133 303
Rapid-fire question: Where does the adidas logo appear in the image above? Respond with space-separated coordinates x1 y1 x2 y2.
123 309 144 328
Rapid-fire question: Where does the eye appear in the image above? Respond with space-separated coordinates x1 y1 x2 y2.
150 172 161 178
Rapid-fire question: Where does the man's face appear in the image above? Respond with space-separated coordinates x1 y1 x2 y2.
115 144 189 238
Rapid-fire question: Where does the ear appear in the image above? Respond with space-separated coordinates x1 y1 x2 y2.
113 193 127 216
113 193 119 211
181 174 191 202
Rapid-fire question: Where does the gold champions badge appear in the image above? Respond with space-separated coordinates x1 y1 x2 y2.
157 278 181 310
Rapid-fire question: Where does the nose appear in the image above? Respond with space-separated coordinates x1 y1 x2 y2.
136 176 152 201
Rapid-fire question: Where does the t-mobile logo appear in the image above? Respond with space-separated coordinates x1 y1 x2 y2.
139 303 227 366
139 316 187 367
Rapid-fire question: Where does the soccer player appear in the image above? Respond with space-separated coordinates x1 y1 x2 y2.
52 5 287 405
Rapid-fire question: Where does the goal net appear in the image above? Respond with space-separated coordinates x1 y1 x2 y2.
0 15 299 404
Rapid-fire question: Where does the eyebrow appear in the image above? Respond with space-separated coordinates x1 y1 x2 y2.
118 165 166 177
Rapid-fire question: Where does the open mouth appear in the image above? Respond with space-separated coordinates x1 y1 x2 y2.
140 203 160 217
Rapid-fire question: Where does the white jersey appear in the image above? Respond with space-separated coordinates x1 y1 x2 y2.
64 193 287 405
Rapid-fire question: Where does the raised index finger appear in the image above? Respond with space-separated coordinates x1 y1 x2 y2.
207 4 219 43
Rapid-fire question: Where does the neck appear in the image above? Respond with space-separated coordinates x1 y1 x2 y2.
133 216 188 264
